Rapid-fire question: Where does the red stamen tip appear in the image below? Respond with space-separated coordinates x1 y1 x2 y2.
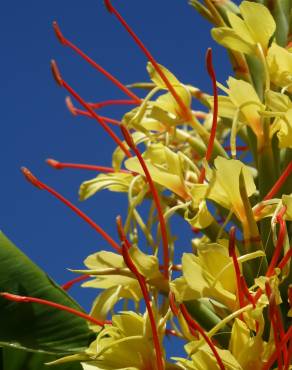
0 292 28 303
116 215 125 242
65 96 77 115
120 125 134 150
46 158 62 169
53 21 66 45
104 0 114 13
21 167 44 190
51 60 63 87
205 48 213 77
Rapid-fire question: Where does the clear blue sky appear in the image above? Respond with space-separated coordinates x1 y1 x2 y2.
1 0 232 318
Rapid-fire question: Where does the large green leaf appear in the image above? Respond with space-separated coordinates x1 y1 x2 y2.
0 231 96 355
2 347 82 370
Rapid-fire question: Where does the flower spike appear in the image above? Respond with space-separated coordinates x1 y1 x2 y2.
21 167 121 254
0 292 110 327
116 216 165 370
53 21 141 103
50 60 132 158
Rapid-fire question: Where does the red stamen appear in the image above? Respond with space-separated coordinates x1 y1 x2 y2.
198 48 218 184
0 292 110 327
120 125 169 279
264 161 292 201
53 21 140 103
116 216 164 370
228 227 245 313
262 327 292 370
104 0 191 121
21 167 121 254
224 145 248 152
266 206 287 277
277 247 292 270
169 292 179 317
62 274 90 291
66 96 121 125
88 99 138 109
180 304 225 370
46 158 131 174
240 276 255 307
265 283 284 370
51 60 132 158
284 338 292 370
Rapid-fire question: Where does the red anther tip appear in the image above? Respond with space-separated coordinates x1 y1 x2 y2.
21 167 44 190
0 292 28 303
53 21 66 45
205 48 213 76
120 125 134 150
104 0 114 13
65 96 77 116
51 60 63 87
46 158 62 169
116 215 125 242
228 226 236 257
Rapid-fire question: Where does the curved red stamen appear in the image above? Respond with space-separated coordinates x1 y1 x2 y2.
62 274 90 291
104 0 191 121
262 327 292 370
168 292 179 317
277 248 292 270
198 48 218 184
53 21 140 103
180 304 225 370
120 125 169 279
0 292 110 326
51 60 131 158
264 161 292 201
46 158 132 174
266 206 287 277
265 283 284 369
21 167 121 254
229 227 245 313
116 216 164 370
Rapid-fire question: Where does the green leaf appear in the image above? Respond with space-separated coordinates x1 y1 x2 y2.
0 231 95 355
2 347 82 370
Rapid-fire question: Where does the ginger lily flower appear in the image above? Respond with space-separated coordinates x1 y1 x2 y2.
211 1 276 55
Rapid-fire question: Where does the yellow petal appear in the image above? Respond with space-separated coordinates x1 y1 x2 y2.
240 1 275 51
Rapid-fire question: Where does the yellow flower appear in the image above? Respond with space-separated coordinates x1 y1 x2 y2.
267 43 292 93
212 1 275 55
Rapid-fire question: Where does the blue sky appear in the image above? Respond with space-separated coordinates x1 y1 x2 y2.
1 0 232 340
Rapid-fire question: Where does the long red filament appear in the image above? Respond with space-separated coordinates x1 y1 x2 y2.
180 304 225 370
266 206 287 277
198 48 218 184
46 158 131 174
62 274 90 291
0 292 110 326
21 167 121 254
104 0 191 121
262 327 292 370
116 216 164 370
277 248 292 270
53 21 140 103
265 283 284 370
88 99 138 109
51 60 132 158
228 227 245 313
120 125 169 279
264 161 292 201
224 146 248 152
